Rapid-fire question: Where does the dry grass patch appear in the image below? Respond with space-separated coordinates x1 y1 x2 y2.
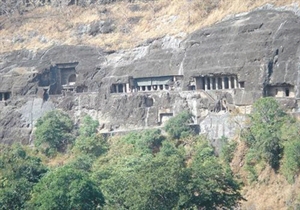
1 0 300 52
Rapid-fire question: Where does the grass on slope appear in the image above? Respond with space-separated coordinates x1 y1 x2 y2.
0 0 298 53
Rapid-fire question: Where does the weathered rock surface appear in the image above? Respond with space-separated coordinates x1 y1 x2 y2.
0 9 300 144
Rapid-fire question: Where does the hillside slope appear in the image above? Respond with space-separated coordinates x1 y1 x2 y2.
1 1 300 209
0 0 299 53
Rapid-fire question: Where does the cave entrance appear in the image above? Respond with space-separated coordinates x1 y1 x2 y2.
224 77 229 89
159 113 173 125
286 88 290 97
68 74 76 86
0 92 11 101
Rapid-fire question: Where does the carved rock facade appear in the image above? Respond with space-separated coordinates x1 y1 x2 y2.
0 9 299 144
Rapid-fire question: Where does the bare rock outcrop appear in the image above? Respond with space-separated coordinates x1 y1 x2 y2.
0 9 300 144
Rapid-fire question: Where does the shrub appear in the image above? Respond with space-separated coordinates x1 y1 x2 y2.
281 139 300 183
220 138 237 163
121 129 165 155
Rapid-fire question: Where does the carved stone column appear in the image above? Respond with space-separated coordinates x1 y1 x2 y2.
221 77 225 89
210 77 213 90
234 77 237 89
228 77 232 89
204 77 208 91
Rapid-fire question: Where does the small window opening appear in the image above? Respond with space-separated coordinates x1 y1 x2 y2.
201 77 205 90
224 77 229 89
286 88 290 97
218 78 222 89
43 89 49 102
68 74 76 85
207 78 211 90
119 84 124 93
147 86 151 91
4 92 10 100
188 86 196 90
239 81 245 89
111 85 117 93
145 97 154 107
159 85 163 90
212 78 216 89
142 86 146 91
230 77 235 89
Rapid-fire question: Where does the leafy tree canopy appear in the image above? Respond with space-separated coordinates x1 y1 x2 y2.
0 144 47 210
73 115 107 157
280 121 300 183
93 133 242 209
79 115 99 137
28 165 105 210
34 110 74 156
244 97 287 169
164 110 195 139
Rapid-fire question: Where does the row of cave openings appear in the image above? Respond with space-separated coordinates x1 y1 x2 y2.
34 62 294 100
265 85 295 98
110 76 181 94
188 75 244 91
111 83 172 93
110 75 243 94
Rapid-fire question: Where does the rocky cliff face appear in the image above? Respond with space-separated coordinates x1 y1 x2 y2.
0 9 300 144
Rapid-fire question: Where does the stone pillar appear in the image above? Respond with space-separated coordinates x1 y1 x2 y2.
221 77 225 89
116 85 119 93
234 77 237 89
210 77 213 90
123 84 126 93
204 77 208 90
126 83 130 92
215 77 219 90
228 77 232 89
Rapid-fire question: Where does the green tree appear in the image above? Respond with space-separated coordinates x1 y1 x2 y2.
79 115 99 137
165 110 195 139
280 121 300 183
185 141 241 208
93 134 242 209
34 110 74 156
73 115 107 157
28 165 104 210
244 97 286 169
120 129 165 155
0 144 47 210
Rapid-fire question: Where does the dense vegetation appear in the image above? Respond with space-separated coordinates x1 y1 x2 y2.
2 98 300 208
242 97 300 184
0 110 243 209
